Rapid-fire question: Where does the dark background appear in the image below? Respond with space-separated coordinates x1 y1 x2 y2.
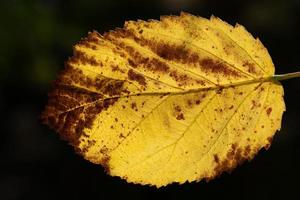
1 0 300 199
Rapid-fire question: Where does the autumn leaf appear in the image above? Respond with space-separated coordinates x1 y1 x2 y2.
41 12 290 187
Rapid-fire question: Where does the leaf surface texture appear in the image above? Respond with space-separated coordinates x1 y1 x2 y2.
41 12 285 187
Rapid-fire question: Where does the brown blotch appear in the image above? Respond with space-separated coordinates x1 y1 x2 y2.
100 156 111 174
244 145 251 157
71 50 100 66
174 105 181 112
131 102 138 111
176 113 185 120
264 137 273 150
266 107 272 116
174 105 184 120
213 143 250 178
214 154 220 163
41 63 121 152
127 50 170 72
105 28 241 78
105 32 170 73
216 87 224 94
267 137 273 143
65 64 126 97
127 69 147 86
153 41 241 78
101 80 125 96
41 78 119 151
111 65 125 73
200 58 241 77
78 31 100 50
186 99 193 107
242 61 257 74
155 43 191 61
128 59 137 68
169 71 188 85
251 101 261 110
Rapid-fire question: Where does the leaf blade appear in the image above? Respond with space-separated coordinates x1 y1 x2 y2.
41 13 285 187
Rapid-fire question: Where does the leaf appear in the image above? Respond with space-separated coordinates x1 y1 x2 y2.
41 12 285 187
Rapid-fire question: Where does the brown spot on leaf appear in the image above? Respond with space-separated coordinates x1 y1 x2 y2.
128 69 147 86
100 156 111 174
111 65 125 73
169 71 188 86
174 105 185 120
242 61 256 74
105 32 170 74
244 145 251 157
214 154 220 163
78 31 100 50
155 43 190 61
265 137 273 150
106 28 241 78
64 65 126 97
131 102 138 111
174 105 181 112
216 87 224 94
200 58 241 77
213 143 250 178
40 63 122 153
119 133 125 138
101 80 125 96
250 100 261 110
153 42 241 78
266 107 272 116
41 82 118 150
187 99 193 107
267 137 273 143
71 50 100 66
176 113 185 120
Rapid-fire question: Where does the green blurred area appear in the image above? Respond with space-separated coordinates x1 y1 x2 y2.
1 0 80 86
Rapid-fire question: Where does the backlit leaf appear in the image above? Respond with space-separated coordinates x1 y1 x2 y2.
41 12 285 187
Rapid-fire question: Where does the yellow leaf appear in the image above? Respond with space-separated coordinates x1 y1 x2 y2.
41 12 285 187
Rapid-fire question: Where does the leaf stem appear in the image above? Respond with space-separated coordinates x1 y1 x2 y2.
273 71 300 81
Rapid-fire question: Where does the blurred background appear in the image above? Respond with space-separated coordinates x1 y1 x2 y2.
1 0 300 199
